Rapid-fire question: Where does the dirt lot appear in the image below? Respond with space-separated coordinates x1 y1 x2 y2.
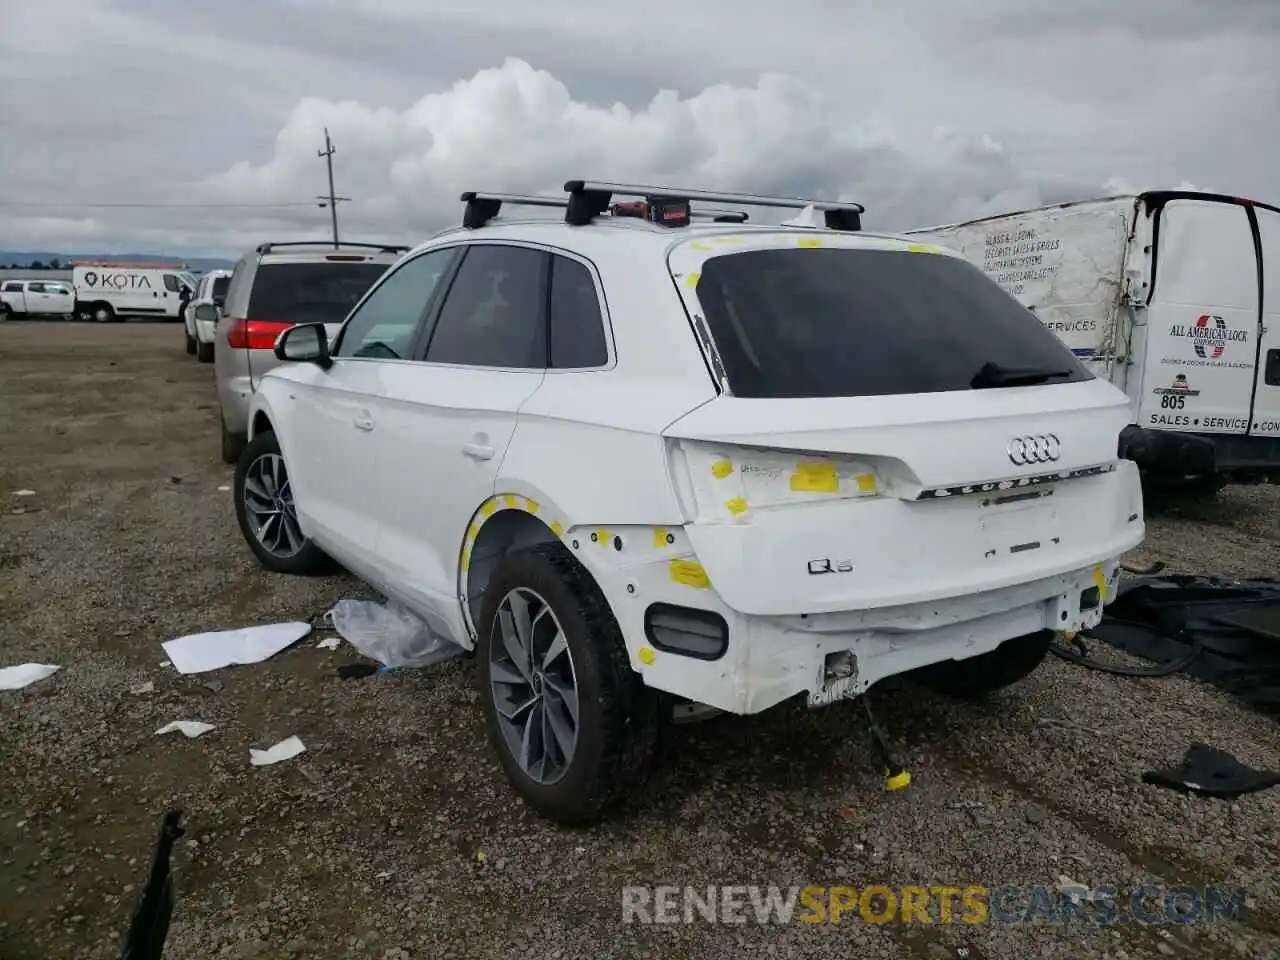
1 322 1278 960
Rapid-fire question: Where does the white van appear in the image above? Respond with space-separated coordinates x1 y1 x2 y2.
905 192 1280 492
72 262 195 323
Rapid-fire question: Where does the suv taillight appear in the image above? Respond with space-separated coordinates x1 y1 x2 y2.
226 318 293 350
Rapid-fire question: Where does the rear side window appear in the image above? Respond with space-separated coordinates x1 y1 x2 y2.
548 255 608 369
247 262 391 325
2 282 22 292
424 245 547 368
694 247 1091 398
211 275 230 300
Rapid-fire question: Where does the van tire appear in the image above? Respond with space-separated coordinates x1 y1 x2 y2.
90 303 116 323
477 542 660 825
220 416 246 464
197 340 214 363
916 629 1054 699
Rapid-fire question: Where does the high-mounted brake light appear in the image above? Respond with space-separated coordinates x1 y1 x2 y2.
325 254 367 261
227 318 293 350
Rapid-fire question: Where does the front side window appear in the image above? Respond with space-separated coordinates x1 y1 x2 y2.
424 244 547 369
693 246 1091 398
163 274 181 293
333 248 457 360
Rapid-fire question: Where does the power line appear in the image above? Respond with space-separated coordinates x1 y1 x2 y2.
0 200 326 209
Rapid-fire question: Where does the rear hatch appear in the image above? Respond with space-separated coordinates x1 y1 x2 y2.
662 234 1143 615
233 254 396 386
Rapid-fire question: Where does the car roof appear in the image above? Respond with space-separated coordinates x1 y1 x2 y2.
408 217 933 259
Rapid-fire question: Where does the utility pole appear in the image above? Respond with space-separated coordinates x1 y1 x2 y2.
316 128 349 249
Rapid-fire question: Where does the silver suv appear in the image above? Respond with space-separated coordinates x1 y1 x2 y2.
214 241 407 463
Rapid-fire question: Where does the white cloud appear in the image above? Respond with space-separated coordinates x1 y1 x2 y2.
0 0 1276 257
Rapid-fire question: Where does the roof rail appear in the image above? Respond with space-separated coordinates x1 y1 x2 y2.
255 241 409 255
460 191 755 229
563 179 864 231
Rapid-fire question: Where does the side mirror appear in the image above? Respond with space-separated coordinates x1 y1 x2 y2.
212 297 225 310
192 303 218 322
274 322 332 369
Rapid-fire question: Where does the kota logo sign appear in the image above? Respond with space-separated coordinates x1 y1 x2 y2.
1169 315 1247 360
83 271 98 287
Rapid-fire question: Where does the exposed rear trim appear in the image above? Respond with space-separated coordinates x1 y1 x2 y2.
916 463 1117 500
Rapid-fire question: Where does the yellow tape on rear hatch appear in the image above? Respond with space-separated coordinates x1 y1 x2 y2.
790 462 840 494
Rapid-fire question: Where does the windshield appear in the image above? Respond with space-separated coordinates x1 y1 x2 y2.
247 262 391 325
692 246 1091 398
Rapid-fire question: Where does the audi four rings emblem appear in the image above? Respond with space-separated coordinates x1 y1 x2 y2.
1007 434 1062 465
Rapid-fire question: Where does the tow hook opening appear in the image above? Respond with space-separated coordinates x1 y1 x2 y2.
1080 586 1101 611
823 650 858 683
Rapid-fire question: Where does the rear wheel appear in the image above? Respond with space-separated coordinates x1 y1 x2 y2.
233 430 328 574
477 542 660 824
220 416 246 464
91 303 116 323
916 630 1054 699
0 303 10 321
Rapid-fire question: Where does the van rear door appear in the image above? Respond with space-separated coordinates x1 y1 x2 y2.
1140 197 1258 435
1249 205 1280 438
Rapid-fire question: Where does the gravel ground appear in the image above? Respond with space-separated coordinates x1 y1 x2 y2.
1 322 1278 960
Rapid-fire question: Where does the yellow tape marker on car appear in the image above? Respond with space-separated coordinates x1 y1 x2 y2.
798 237 823 248
595 528 610 546
907 243 940 254
689 241 711 251
669 559 710 589
790 462 840 493
725 496 748 515
711 459 733 479
467 522 480 541
1092 564 1107 593
855 473 877 494
550 521 563 537
685 272 700 288
638 646 657 665
524 497 539 513
480 499 498 517
503 494 519 509
460 545 472 572
653 527 670 548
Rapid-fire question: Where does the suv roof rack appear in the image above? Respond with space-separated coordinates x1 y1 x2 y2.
255 241 409 255
564 179 864 231
459 191 758 230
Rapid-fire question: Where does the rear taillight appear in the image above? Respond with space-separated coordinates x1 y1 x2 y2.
226 318 292 350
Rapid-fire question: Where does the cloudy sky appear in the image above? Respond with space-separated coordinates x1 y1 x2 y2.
0 0 1276 258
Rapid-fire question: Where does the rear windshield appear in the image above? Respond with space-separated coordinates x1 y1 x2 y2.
211 275 230 300
247 262 390 325
693 247 1091 398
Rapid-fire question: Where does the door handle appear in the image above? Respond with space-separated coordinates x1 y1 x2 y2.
354 415 375 432
462 441 495 460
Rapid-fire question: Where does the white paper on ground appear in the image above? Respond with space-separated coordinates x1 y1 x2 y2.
129 681 155 695
156 720 215 738
12 489 36 497
217 485 230 492
316 636 341 651
162 621 311 675
0 664 60 690
250 735 305 766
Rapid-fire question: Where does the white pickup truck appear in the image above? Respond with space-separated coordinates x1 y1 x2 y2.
0 279 76 320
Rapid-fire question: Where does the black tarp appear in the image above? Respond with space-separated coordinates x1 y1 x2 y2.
1089 575 1280 715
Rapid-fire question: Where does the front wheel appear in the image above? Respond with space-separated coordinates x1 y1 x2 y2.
232 430 328 575
197 339 213 363
184 325 197 355
477 542 660 825
915 630 1054 699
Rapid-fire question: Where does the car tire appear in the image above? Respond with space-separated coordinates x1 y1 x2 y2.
185 326 197 355
0 303 11 321
915 629 1054 699
197 339 214 363
477 542 661 825
220 415 246 464
233 430 329 575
